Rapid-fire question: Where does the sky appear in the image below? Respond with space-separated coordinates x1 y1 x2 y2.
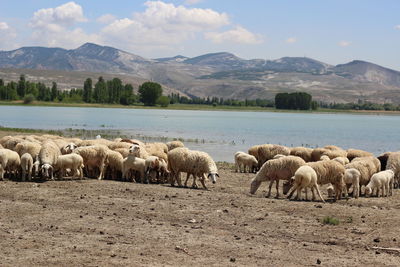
0 0 399 70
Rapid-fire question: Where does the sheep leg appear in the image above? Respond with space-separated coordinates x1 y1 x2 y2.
200 176 208 190
275 180 280 198
266 180 274 198
21 169 26 182
313 185 325 203
191 175 199 189
287 183 299 199
184 173 191 187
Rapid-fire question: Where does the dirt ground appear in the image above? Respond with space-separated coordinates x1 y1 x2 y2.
0 163 399 266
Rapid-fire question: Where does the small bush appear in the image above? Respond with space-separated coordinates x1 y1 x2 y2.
23 94 35 104
322 216 340 225
157 96 170 107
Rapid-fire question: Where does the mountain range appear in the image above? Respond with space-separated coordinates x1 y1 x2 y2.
1 42 400 103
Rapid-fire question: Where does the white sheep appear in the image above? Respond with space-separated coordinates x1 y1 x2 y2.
306 160 346 201
61 143 77 155
250 156 305 198
365 170 394 197
0 149 21 180
14 141 42 159
286 165 325 202
257 144 291 167
320 155 330 161
166 140 184 151
290 147 313 162
104 150 124 180
346 156 381 196
332 156 350 165
20 153 33 181
234 151 258 173
73 145 108 180
343 168 361 198
38 140 61 180
168 147 219 190
122 145 146 182
54 154 84 179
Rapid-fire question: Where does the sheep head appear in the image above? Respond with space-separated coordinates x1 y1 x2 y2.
250 177 262 194
207 172 219 184
41 163 53 178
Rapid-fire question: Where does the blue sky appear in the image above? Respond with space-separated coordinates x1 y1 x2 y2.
0 0 399 70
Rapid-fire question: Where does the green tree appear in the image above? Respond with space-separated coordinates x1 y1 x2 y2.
138 82 162 106
17 74 26 98
93 77 107 103
157 95 170 107
51 82 58 101
83 78 93 103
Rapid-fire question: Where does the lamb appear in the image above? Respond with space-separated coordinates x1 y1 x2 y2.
73 145 109 180
54 154 84 179
234 151 258 173
144 156 161 183
168 147 219 190
343 168 362 198
166 140 184 151
347 149 373 161
250 156 305 198
286 165 325 202
20 153 33 181
306 160 346 201
290 147 313 162
345 156 380 196
38 140 61 180
365 170 394 197
0 149 21 180
385 152 400 188
257 144 291 166
122 145 146 182
14 141 42 159
104 150 124 180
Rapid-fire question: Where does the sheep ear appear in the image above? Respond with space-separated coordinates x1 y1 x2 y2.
216 173 220 177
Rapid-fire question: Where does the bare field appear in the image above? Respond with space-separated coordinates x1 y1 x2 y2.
0 163 399 266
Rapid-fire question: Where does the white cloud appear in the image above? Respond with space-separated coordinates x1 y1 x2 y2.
30 1 86 29
97 14 117 24
204 26 263 44
184 0 204 5
100 1 231 51
0 22 18 49
338 40 351 47
29 2 98 48
286 37 297 43
395 25 400 30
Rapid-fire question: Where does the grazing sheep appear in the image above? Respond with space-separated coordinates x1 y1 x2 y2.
122 145 146 182
306 160 346 201
326 183 335 198
290 147 313 162
144 156 161 183
257 144 291 167
234 151 258 173
158 158 170 184
166 140 184 151
332 156 350 166
20 153 33 181
73 145 108 180
54 154 84 179
0 149 21 180
248 145 261 160
168 147 219 189
343 168 362 198
286 165 325 202
14 141 42 159
38 141 61 180
311 148 329 161
347 149 373 161
385 152 400 188
250 156 305 198
104 150 124 180
365 170 394 197
345 156 380 196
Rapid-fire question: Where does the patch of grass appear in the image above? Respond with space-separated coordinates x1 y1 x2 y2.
346 216 353 223
322 216 340 225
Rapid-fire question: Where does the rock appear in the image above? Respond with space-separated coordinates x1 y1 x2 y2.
315 205 323 208
230 257 236 262
317 259 321 264
188 219 197 223
375 251 381 255
373 238 380 243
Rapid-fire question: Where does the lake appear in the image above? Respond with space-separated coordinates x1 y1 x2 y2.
1 105 399 162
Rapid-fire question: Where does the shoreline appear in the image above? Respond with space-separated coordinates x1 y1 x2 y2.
1 101 400 116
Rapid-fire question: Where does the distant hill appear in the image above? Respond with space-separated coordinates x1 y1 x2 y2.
1 43 400 103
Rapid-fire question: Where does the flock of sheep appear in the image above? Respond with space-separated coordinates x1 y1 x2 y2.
235 144 400 202
1 133 399 203
0 134 219 189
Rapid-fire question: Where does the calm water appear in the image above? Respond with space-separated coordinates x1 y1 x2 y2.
1 105 399 162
